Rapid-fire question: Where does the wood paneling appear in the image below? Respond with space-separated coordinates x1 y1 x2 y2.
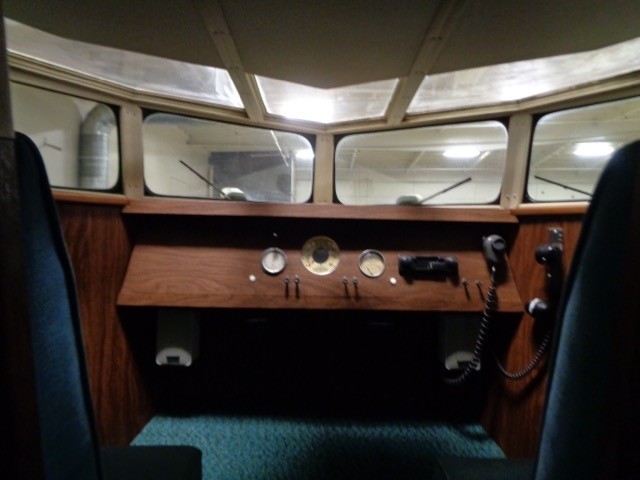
124 198 518 223
56 202 154 445
118 216 522 312
56 196 586 457
482 215 584 457
52 188 128 206
512 202 589 216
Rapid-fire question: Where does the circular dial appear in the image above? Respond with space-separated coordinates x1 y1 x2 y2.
261 247 287 275
301 236 340 275
359 249 386 278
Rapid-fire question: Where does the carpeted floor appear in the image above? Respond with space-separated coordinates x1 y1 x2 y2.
132 415 504 479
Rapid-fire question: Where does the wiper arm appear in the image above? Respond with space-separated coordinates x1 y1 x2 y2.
179 160 227 197
397 177 473 205
534 175 593 198
420 176 472 203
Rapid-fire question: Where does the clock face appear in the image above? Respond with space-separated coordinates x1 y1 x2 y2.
300 236 340 275
261 247 287 275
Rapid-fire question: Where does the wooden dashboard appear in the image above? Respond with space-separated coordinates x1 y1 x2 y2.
117 201 522 312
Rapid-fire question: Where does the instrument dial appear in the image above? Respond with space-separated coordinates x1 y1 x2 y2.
359 249 386 278
301 236 340 275
261 247 287 275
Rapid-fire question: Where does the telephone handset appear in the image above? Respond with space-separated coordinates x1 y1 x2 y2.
482 234 506 267
445 232 562 385
494 228 563 380
482 234 508 286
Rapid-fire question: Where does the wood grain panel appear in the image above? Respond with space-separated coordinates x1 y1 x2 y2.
56 202 154 446
118 217 522 312
512 202 589 216
119 244 522 311
482 215 584 457
124 198 518 223
52 188 128 206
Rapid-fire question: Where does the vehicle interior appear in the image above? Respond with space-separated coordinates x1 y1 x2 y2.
1 1 639 479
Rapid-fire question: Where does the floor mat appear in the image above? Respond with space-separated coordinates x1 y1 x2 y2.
132 415 504 479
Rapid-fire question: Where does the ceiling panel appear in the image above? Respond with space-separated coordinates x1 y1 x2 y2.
219 0 439 88
430 0 640 74
5 0 640 91
3 0 224 68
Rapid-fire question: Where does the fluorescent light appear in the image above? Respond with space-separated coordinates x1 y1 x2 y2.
443 146 480 159
573 142 614 157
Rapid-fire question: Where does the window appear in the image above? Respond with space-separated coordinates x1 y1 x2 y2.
528 96 640 201
10 82 119 190
142 113 314 203
335 121 507 205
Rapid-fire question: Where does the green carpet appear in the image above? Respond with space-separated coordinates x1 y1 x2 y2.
132 416 504 479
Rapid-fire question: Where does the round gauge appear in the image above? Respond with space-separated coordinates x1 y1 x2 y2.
301 236 340 275
359 249 386 278
261 247 287 275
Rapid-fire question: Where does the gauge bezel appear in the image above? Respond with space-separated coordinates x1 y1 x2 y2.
358 249 386 278
261 247 288 275
301 236 340 275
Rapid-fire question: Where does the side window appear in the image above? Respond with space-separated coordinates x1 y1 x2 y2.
10 82 119 190
335 121 507 205
528 96 640 202
142 113 314 203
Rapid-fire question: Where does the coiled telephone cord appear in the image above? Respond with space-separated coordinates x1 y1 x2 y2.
494 329 551 380
444 267 497 385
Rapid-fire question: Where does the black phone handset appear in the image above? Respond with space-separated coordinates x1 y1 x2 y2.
444 235 505 385
445 232 562 385
494 228 563 380
482 234 507 268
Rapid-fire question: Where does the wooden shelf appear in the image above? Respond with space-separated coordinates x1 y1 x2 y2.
511 202 589 216
53 189 129 206
123 198 518 223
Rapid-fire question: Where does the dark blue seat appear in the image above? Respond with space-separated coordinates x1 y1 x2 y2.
15 132 202 480
435 140 640 479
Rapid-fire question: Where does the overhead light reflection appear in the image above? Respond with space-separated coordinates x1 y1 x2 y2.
280 98 335 124
295 149 315 161
443 146 480 159
573 142 614 157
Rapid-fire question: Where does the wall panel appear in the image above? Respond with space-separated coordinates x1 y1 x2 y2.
56 201 154 445
483 215 584 457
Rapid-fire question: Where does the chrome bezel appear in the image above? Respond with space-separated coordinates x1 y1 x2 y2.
358 249 386 278
261 247 287 275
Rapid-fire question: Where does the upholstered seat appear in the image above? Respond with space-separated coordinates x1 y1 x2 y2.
15 132 202 480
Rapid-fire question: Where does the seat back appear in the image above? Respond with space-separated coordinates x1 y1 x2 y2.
15 132 102 480
534 140 640 479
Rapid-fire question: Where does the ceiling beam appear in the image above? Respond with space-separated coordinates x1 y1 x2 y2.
385 0 468 126
193 0 265 122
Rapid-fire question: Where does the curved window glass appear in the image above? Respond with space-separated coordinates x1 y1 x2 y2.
528 96 640 202
335 121 507 205
143 113 313 203
10 82 120 190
